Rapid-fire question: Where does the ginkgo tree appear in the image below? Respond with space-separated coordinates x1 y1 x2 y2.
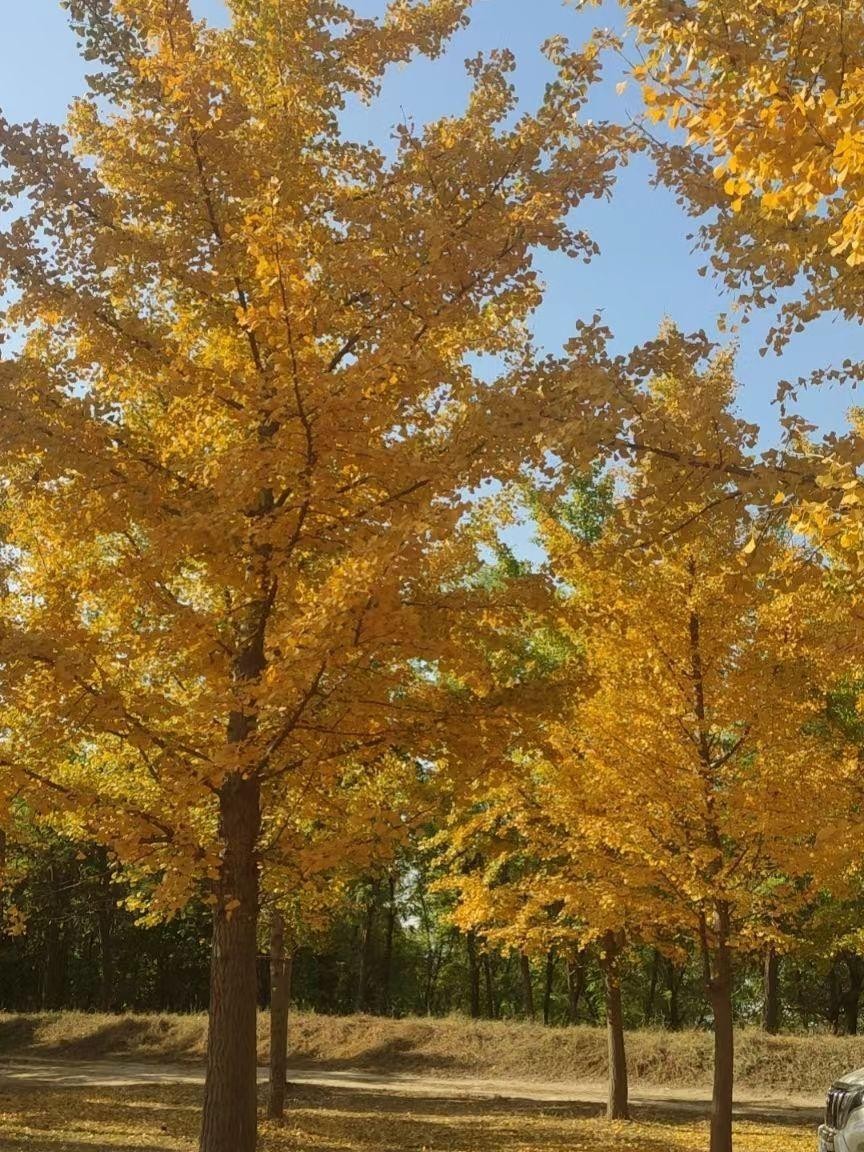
434 472 641 1121
621 0 864 347
617 0 864 575
443 333 864 1152
437 766 643 1121
262 746 427 1119
0 2 628 1149
537 343 862 1152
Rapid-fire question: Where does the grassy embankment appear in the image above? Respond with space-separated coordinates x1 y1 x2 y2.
0 1010 858 1095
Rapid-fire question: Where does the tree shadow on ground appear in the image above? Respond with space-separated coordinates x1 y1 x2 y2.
266 1092 663 1152
294 1033 465 1074
0 1017 39 1054
0 1077 815 1152
0 1142 171 1152
285 1082 821 1130
0 1083 200 1151
0 1014 205 1064
288 1082 610 1119
270 1085 816 1152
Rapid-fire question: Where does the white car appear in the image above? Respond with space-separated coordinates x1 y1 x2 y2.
819 1073 864 1151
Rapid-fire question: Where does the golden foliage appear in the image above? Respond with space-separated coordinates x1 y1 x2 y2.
0 1082 814 1152
624 0 864 343
440 338 863 972
0 0 626 909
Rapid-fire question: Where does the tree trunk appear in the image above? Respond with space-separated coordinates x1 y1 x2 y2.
380 874 396 1015
828 958 842 1034
97 905 114 1012
843 955 864 1035
543 950 555 1026
666 958 683 1031
602 936 629 1121
520 953 535 1021
848 993 862 1036
644 949 660 1025
567 954 586 1024
466 932 481 1020
706 907 734 1152
316 950 339 1014
268 910 293 1120
42 860 72 1011
198 455 273 1152
355 885 378 1013
96 849 115 1012
689 598 733 1152
422 930 453 1016
762 946 780 1035
482 953 498 1020
199 771 261 1152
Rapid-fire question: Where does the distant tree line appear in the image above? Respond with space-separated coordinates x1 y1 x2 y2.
4 829 864 1037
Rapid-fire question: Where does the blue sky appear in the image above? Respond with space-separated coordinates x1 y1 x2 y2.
3 0 863 452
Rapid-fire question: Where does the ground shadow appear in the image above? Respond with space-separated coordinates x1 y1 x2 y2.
0 1082 200 1150
293 1033 465 1075
63 1019 202 1062
0 1014 204 1064
0 1142 171 1152
282 1082 821 1134
0 1074 818 1152
283 1080 822 1129
268 1086 688 1152
286 1082 610 1119
0 1017 39 1055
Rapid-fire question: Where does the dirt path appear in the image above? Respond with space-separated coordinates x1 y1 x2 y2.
0 1056 826 1125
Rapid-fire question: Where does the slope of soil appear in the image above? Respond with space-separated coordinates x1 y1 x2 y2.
0 1010 856 1097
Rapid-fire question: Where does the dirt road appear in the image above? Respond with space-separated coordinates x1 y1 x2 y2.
0 1056 825 1126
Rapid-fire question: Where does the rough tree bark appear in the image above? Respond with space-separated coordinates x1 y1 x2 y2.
268 910 294 1120
199 501 271 1151
704 905 734 1152
193 124 277 1146
689 596 733 1152
96 848 115 1012
601 934 629 1121
43 859 73 1011
199 771 261 1152
829 958 843 1034
97 903 114 1012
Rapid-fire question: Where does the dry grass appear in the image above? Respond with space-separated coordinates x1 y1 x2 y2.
0 1081 814 1152
0 1010 860 1096
0 1011 210 1064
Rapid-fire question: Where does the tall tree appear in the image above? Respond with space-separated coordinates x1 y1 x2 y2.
0 4 626 1149
536 345 860 1152
437 745 638 1120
